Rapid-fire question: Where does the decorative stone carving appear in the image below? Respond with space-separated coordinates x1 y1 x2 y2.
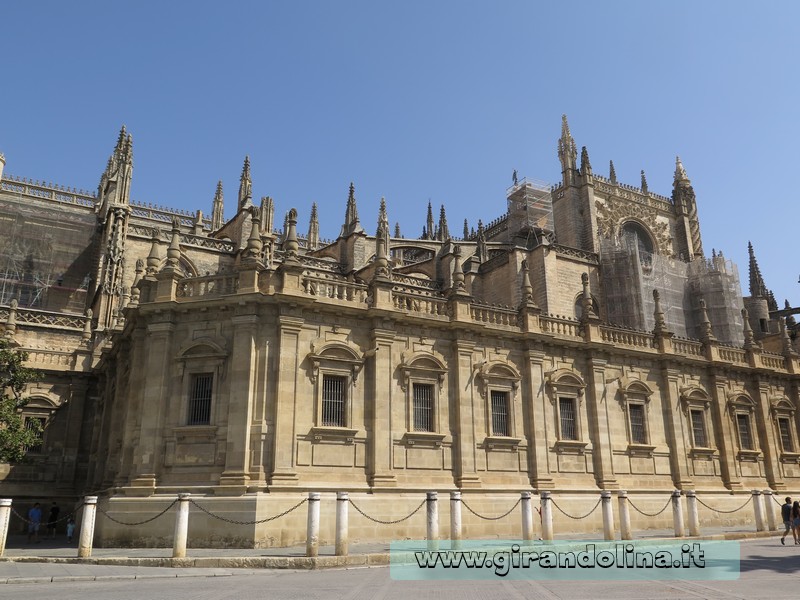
596 196 673 257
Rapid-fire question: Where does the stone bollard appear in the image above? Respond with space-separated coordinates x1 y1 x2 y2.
671 491 685 538
763 490 777 531
172 493 191 558
685 490 700 537
335 492 349 556
752 490 765 532
540 491 553 542
78 496 98 558
521 491 534 544
601 491 614 541
426 492 439 551
0 499 11 557
306 492 321 557
617 491 632 541
450 492 462 549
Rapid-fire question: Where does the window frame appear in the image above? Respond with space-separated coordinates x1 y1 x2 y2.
680 387 716 458
398 354 447 446
770 397 800 461
175 338 227 430
476 362 522 449
546 370 588 454
187 372 214 426
727 393 761 460
618 379 656 455
307 344 364 442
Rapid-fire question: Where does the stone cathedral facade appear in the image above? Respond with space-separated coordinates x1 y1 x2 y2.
1 117 799 547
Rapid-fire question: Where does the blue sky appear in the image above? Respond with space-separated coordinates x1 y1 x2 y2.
1 1 798 306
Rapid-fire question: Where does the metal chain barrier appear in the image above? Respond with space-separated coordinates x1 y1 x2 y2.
695 496 752 514
348 498 426 525
772 495 784 506
550 497 602 520
96 499 179 526
626 496 672 518
461 498 521 521
11 505 85 527
188 498 307 526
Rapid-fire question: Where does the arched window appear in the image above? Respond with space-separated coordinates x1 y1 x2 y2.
621 221 654 260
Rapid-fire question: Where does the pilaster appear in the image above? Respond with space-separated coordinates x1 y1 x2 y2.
754 379 785 490
660 367 693 489
524 348 553 489
586 357 618 489
368 327 397 487
709 374 742 490
451 338 481 488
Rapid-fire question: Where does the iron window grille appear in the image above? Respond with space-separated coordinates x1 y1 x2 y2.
491 390 510 437
188 373 213 425
321 374 347 427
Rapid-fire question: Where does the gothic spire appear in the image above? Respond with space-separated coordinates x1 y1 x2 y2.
609 160 617 183
211 180 225 230
748 241 769 297
339 182 364 237
394 222 401 238
674 155 690 184
308 202 319 250
438 205 450 241
426 201 435 241
238 156 252 211
377 197 389 234
463 219 469 240
557 114 578 176
580 146 592 176
640 170 648 194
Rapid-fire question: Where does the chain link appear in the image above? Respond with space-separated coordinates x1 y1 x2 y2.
695 496 752 514
96 499 179 526
460 498 521 521
348 498 426 525
11 505 85 527
625 496 672 518
550 497 602 520
772 494 784 506
188 497 307 525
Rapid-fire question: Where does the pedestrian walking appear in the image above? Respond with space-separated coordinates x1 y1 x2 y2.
27 503 42 543
47 502 60 538
781 497 793 545
66 517 76 543
792 501 800 545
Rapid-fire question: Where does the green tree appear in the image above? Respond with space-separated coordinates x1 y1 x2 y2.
0 338 42 462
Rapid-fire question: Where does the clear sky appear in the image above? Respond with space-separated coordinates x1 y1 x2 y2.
1 1 798 307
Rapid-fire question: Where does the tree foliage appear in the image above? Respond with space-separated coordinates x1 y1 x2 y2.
0 338 42 462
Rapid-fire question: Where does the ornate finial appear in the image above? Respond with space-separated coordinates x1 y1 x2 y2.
340 182 363 237
748 241 768 297
640 170 648 194
166 217 181 268
211 180 225 230
698 298 715 341
438 205 450 241
521 258 534 304
82 308 93 341
426 201 435 241
609 160 617 183
130 259 144 305
653 289 668 333
374 223 389 279
307 202 319 250
580 146 592 176
580 273 596 320
394 222 401 238
245 206 263 259
146 228 161 273
558 114 578 175
781 317 796 355
742 308 755 349
674 155 689 183
451 245 465 291
284 207 299 258
463 218 469 240
238 155 252 211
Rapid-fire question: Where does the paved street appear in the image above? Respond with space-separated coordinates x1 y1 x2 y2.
2 537 800 599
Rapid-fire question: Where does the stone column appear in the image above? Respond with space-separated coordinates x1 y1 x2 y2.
220 312 259 492
130 321 175 492
601 491 614 541
426 492 439 551
0 500 10 557
306 492 320 557
270 315 303 485
710 375 742 490
685 490 700 537
660 368 693 489
335 492 349 556
367 328 396 487
617 491 632 540
451 340 480 488
540 491 553 542
752 490 765 532
586 358 617 489
172 493 191 558
520 491 534 544
755 382 784 490
78 496 98 558
671 491 685 538
524 348 553 489
450 492 462 549
764 490 777 531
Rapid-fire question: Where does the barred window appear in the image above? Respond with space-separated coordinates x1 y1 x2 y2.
559 397 578 441
736 413 753 450
778 417 794 452
628 404 647 444
188 373 213 425
690 409 707 448
491 390 509 437
24 417 46 453
412 383 434 432
321 374 347 427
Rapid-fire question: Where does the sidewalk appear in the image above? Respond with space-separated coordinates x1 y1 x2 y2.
0 524 783 583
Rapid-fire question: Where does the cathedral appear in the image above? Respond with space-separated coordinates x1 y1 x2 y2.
1 116 798 548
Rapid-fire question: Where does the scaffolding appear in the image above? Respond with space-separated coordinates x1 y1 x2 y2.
506 177 555 246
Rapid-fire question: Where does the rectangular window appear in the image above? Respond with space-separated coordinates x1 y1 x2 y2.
629 404 647 444
24 417 46 453
690 409 707 448
779 417 794 452
559 397 578 441
321 374 347 427
188 373 213 425
491 390 510 437
736 413 753 450
412 383 434 432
